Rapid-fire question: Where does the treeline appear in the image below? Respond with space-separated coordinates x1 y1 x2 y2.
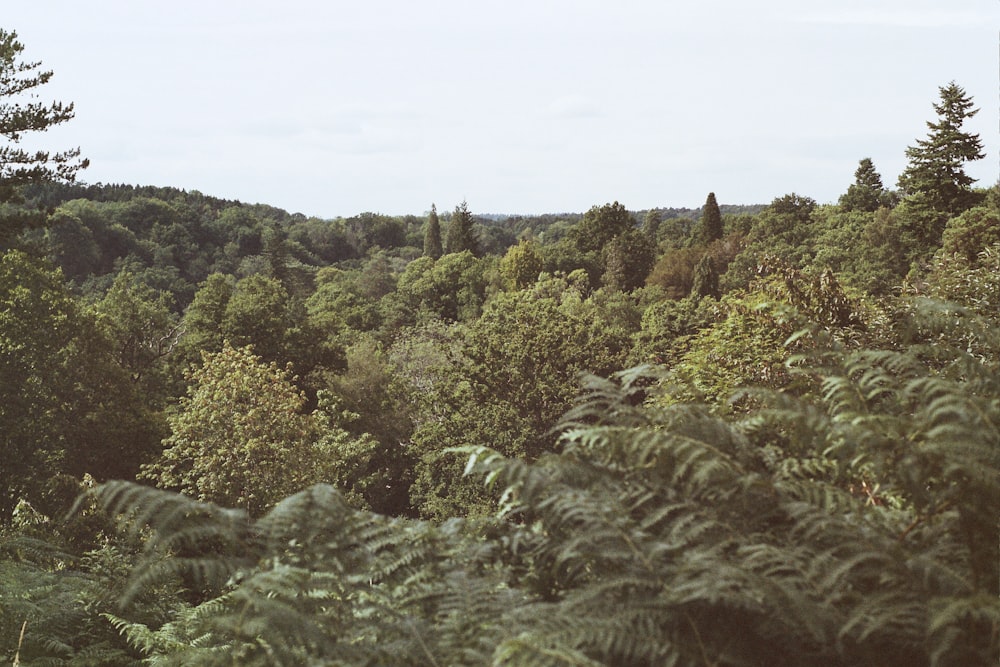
2 80 999 665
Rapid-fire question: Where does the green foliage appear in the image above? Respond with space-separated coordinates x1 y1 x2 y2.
690 191 723 245
689 253 719 300
499 238 545 290
88 312 1000 664
140 343 331 516
938 205 1000 263
633 295 716 366
91 270 182 389
423 203 443 258
392 250 487 323
446 200 479 256
322 336 417 515
897 82 985 221
646 245 704 298
407 276 633 518
601 228 655 292
570 201 633 254
839 157 896 212
0 29 88 244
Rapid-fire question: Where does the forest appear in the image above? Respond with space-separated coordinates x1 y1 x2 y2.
2 27 999 666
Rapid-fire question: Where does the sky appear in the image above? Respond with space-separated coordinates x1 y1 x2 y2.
6 1 1000 218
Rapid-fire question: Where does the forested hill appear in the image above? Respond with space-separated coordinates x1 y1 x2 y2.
19 180 765 310
4 80 1000 664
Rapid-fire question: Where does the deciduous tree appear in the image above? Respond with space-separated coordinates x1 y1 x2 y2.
141 343 324 516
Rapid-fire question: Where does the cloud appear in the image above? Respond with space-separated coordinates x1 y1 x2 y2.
544 96 602 120
792 8 992 29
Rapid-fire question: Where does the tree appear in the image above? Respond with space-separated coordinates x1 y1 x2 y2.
691 191 723 245
406 276 631 518
0 30 88 244
840 158 893 212
939 205 1000 263
0 250 81 520
445 200 478 255
91 270 182 388
601 228 655 292
499 238 544 289
897 82 985 218
690 253 719 300
422 203 443 258
140 343 326 516
570 201 632 253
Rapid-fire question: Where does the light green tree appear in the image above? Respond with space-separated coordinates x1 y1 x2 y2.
141 343 325 516
498 238 544 289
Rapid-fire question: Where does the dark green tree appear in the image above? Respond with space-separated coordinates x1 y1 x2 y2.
602 228 655 292
0 30 88 245
691 191 723 245
897 82 985 217
445 200 478 255
422 203 443 259
570 201 632 253
690 253 719 300
840 158 893 212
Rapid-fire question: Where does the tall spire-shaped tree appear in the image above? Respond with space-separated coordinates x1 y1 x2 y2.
691 192 723 246
897 82 985 217
423 204 443 258
445 200 478 256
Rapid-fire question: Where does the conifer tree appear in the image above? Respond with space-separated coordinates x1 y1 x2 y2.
690 253 719 300
0 30 88 244
692 192 723 246
840 158 892 212
445 200 478 256
897 82 985 216
423 203 443 258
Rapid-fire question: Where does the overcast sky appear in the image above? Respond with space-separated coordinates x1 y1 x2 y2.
7 1 999 217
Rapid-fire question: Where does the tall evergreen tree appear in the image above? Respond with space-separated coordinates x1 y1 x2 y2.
0 30 89 244
423 204 443 258
897 82 985 216
690 253 719 300
840 158 892 212
692 192 723 246
445 200 478 256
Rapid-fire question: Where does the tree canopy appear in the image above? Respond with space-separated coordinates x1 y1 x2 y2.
0 29 88 243
897 81 985 218
2 53 999 666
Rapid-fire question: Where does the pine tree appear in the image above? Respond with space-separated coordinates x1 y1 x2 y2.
840 158 892 212
692 192 723 246
423 203 443 258
0 30 89 244
897 82 985 217
445 200 478 255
